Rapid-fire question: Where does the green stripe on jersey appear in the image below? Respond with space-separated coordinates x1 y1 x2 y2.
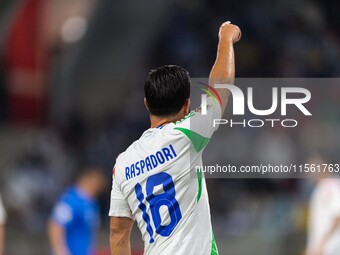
196 167 202 202
174 127 210 153
211 231 218 255
202 88 217 105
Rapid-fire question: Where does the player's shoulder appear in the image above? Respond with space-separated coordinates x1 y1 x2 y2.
58 187 81 206
321 179 340 193
115 137 142 165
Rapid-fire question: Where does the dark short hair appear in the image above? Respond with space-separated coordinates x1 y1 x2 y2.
144 65 191 116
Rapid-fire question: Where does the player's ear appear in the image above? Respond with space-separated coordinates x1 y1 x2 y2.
144 98 149 111
183 98 190 115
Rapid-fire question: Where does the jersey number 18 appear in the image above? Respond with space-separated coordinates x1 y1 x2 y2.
135 172 182 243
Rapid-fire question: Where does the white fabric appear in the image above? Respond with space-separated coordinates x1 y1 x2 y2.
52 202 73 225
0 194 6 224
307 179 340 255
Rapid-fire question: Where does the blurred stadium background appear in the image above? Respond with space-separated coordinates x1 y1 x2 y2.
0 0 339 254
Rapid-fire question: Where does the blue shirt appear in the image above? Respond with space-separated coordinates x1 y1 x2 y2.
51 186 100 255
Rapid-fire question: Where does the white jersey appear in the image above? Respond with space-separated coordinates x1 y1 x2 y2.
0 194 6 225
307 179 340 255
109 97 221 255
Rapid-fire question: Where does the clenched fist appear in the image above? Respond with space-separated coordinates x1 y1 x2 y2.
218 21 241 44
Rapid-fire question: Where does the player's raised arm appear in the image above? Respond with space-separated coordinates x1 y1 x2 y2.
209 21 241 115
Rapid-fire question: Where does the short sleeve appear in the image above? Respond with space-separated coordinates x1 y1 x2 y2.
0 194 6 224
109 169 134 220
173 96 222 153
51 201 74 227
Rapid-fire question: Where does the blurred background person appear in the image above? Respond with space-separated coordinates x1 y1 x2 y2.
0 193 5 255
47 168 107 255
306 154 340 255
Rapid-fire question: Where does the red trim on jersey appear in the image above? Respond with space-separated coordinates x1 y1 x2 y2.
197 82 223 107
207 84 223 107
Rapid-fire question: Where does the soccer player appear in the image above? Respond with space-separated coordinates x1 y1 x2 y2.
306 156 340 255
109 21 241 255
48 168 107 255
0 193 5 255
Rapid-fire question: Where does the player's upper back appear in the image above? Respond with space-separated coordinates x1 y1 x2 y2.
115 97 221 189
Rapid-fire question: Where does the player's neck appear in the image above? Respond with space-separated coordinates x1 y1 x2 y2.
149 102 189 128
149 113 183 128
